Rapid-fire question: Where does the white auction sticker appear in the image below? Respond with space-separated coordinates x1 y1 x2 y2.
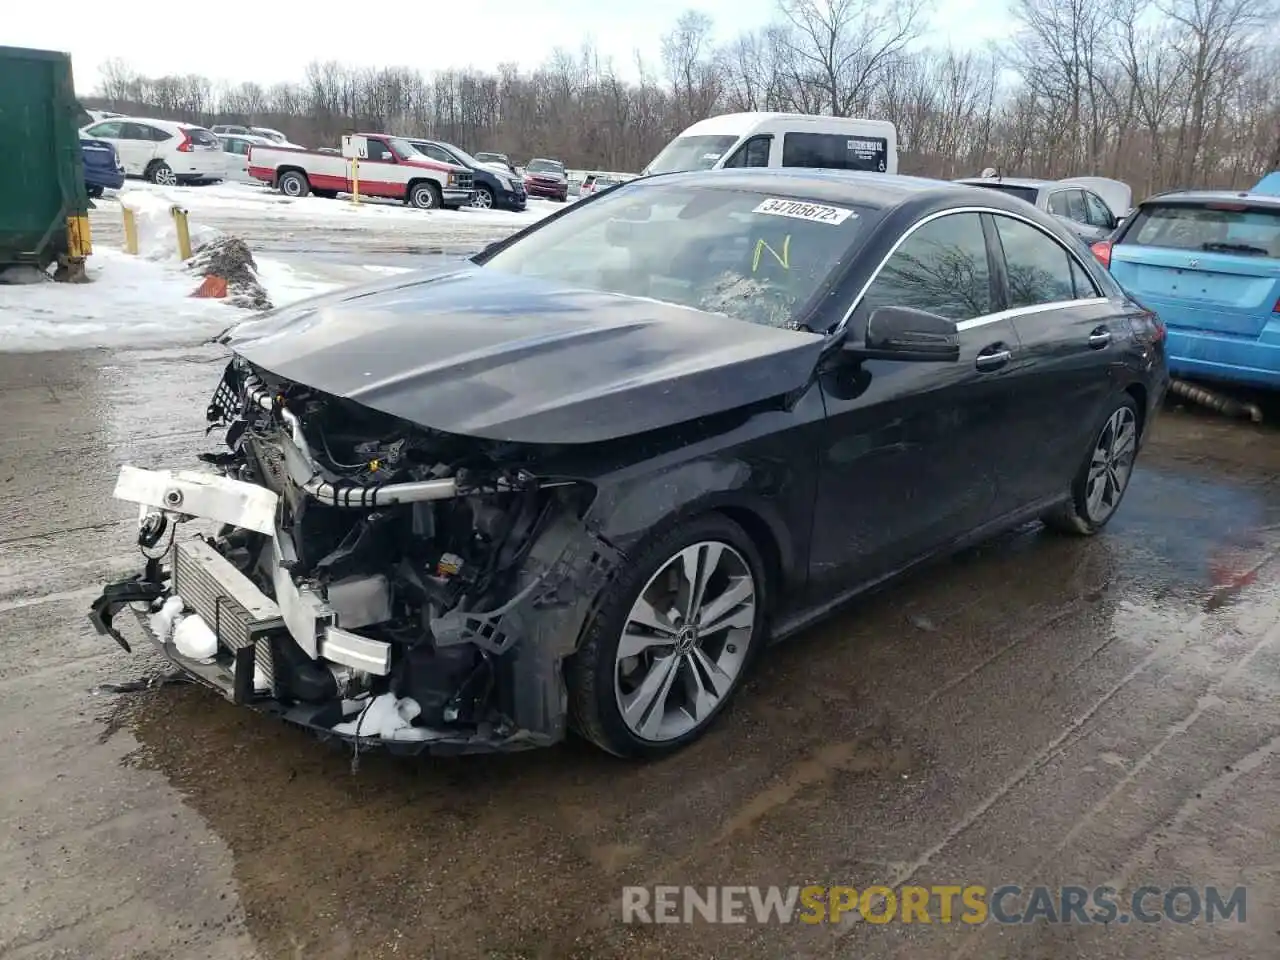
752 197 856 225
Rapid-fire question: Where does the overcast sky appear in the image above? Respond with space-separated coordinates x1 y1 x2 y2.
10 0 1017 94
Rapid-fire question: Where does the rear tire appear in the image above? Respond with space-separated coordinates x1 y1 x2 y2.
277 170 309 198
566 513 767 758
409 182 441 209
1043 394 1140 536
148 162 177 186
86 185 104 199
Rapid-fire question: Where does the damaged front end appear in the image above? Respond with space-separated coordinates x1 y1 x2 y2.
90 357 621 755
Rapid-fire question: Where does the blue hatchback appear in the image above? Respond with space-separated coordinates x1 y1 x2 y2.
81 137 125 198
1096 181 1280 389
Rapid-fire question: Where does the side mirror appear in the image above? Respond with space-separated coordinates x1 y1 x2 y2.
846 306 960 362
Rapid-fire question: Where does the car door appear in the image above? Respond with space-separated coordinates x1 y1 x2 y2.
221 137 249 179
988 211 1127 505
355 137 400 197
119 122 163 174
808 211 1022 594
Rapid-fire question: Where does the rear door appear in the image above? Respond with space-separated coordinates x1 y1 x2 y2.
1110 200 1280 341
988 212 1125 506
117 122 160 175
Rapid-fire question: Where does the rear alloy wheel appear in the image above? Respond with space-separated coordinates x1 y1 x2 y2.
277 171 309 198
567 514 766 757
409 182 441 209
472 186 494 209
1044 395 1140 535
150 162 177 186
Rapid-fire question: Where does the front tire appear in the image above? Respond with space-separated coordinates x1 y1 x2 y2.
567 513 767 758
472 186 494 209
1043 395 1140 535
409 182 441 209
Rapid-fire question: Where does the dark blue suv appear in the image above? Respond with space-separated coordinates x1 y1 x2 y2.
81 137 125 198
407 139 526 211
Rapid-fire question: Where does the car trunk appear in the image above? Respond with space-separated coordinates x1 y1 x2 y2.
1112 201 1280 340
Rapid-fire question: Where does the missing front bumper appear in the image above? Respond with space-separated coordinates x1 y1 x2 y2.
87 538 554 756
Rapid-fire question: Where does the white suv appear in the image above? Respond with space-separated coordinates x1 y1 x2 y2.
79 117 227 185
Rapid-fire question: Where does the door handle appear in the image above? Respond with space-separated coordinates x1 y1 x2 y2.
975 347 1011 372
1088 327 1112 349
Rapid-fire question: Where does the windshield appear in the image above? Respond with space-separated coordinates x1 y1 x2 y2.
388 138 422 161
1121 202 1280 258
527 159 563 175
440 142 481 168
481 181 867 330
645 135 740 175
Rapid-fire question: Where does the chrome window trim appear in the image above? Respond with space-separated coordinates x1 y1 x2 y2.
834 205 1114 337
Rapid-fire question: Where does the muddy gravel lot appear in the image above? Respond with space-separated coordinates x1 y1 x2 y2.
1 346 1277 960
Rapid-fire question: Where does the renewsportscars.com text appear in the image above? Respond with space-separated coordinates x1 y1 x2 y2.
621 884 1247 925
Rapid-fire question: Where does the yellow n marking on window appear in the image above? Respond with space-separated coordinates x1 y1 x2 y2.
752 234 791 273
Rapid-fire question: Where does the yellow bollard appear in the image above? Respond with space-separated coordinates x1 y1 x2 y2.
171 205 192 260
122 206 138 255
66 215 93 259
351 157 360 204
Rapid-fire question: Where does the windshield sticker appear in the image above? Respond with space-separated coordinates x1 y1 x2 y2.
702 152 723 160
753 198 855 225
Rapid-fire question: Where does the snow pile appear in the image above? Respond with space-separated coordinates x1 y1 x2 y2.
119 189 221 261
188 236 273 310
333 692 429 740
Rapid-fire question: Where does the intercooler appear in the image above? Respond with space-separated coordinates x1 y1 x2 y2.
171 538 284 698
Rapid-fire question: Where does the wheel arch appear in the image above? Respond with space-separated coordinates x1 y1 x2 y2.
275 165 309 187
1124 381 1148 437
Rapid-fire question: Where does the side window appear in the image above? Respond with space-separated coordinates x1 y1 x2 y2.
1084 192 1114 228
424 145 453 164
860 213 993 323
1048 191 1070 216
992 215 1078 307
722 136 772 168
88 121 123 138
119 122 147 140
1071 258 1100 298
142 125 171 142
782 132 887 172
1065 190 1087 222
366 140 394 161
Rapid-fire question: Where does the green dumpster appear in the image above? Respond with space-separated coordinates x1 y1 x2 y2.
0 45 91 275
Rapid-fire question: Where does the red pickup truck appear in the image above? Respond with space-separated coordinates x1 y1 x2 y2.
248 133 475 209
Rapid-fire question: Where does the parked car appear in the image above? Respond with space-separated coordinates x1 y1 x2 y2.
218 133 274 183
954 175 1128 243
1095 187 1280 389
474 151 517 175
213 124 303 148
644 112 898 176
524 157 568 201
247 133 473 208
79 117 226 185
405 139 526 210
91 169 1166 760
80 137 125 198
580 174 623 197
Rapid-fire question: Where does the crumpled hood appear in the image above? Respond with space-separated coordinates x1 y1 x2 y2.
227 266 823 445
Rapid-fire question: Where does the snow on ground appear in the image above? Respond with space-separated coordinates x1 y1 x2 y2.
0 250 415 352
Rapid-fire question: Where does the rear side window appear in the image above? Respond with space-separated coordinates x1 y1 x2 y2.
1121 203 1280 258
1049 190 1086 222
782 133 887 172
969 183 1038 205
861 212 992 322
991 215 1077 307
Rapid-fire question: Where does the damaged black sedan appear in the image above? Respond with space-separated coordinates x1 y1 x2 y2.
90 170 1168 758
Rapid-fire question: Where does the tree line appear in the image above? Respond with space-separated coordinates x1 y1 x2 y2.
86 0 1280 193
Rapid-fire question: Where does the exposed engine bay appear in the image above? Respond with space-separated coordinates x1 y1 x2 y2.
90 356 621 754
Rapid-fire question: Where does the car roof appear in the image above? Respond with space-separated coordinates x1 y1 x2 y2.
636 168 1028 213
1138 189 1280 210
528 157 563 164
956 176 1055 190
